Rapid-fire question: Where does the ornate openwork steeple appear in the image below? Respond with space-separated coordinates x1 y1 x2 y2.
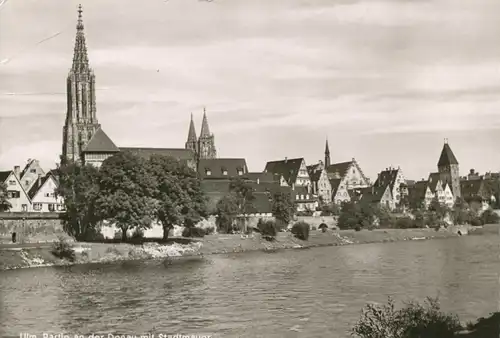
72 4 90 73
199 107 211 137
62 4 100 164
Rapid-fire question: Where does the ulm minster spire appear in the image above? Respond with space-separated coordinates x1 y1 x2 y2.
62 4 100 164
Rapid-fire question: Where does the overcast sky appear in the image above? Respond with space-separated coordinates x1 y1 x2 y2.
1 0 500 180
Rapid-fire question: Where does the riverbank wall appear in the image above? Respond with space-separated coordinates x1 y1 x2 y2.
0 224 489 271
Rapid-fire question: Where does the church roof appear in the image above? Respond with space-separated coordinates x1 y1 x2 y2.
325 161 353 178
83 128 120 153
437 143 459 167
120 147 195 162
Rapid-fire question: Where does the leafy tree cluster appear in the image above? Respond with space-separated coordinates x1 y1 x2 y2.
215 177 257 234
57 152 207 241
256 218 277 241
0 181 12 212
291 221 310 240
337 201 378 230
318 202 340 216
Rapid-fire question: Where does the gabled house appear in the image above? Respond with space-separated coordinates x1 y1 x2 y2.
330 179 351 205
81 127 120 167
428 172 454 208
198 158 248 180
0 170 31 212
28 171 65 212
264 157 312 188
307 163 332 204
292 186 319 212
460 179 493 211
325 158 370 190
373 166 406 209
16 159 45 192
407 181 434 210
359 185 393 210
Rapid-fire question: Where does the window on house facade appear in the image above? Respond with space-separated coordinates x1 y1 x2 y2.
48 204 55 212
9 180 15 185
45 193 50 197
205 169 211 176
22 204 28 212
237 169 243 175
295 195 299 200
30 169 36 173
306 194 309 199
300 194 304 199
25 180 30 186
7 191 20 199
33 203 42 211
222 170 228 176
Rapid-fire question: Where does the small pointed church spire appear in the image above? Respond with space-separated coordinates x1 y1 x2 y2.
200 107 211 137
72 4 89 73
187 113 197 142
324 137 331 167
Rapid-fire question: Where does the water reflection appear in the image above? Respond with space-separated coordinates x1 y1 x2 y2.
1 236 499 338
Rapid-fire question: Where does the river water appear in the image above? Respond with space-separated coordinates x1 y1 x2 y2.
1 235 499 338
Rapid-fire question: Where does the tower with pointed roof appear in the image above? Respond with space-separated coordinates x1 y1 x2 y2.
62 4 100 164
185 113 198 156
197 108 217 160
324 138 331 168
437 139 461 198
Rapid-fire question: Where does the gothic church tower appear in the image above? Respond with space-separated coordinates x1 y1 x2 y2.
438 139 461 199
185 108 217 161
185 113 198 155
62 5 100 164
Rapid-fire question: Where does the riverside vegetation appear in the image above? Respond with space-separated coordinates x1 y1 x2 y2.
352 297 500 338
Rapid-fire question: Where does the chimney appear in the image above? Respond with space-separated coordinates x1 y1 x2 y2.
284 157 288 163
37 173 42 186
14 166 20 178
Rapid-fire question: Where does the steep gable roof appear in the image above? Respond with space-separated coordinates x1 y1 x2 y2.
307 164 324 183
84 128 120 153
27 172 57 199
120 147 195 162
325 161 352 178
198 158 248 179
427 172 442 193
374 168 400 190
264 158 304 185
330 178 342 196
460 179 489 200
0 170 11 183
438 143 459 167
360 185 391 204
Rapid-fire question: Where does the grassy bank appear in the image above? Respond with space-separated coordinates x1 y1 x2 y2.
0 225 491 270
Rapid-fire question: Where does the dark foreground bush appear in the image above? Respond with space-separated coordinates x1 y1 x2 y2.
257 219 277 241
395 216 415 229
51 236 76 262
352 297 462 338
291 221 310 240
481 209 499 225
182 227 206 238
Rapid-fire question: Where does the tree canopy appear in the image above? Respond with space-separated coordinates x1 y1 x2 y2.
0 181 11 212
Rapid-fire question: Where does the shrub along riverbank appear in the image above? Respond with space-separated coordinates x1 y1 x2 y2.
352 297 499 338
0 225 488 270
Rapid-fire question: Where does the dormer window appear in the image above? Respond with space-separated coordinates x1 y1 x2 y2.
295 195 299 200
300 194 304 200
222 170 228 176
205 169 212 176
306 194 309 199
237 168 243 175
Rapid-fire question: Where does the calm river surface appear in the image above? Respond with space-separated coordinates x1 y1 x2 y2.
1 235 499 338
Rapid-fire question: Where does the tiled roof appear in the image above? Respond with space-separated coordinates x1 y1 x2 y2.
27 173 53 199
264 158 304 185
200 179 231 194
325 161 352 179
83 128 120 153
374 169 399 190
407 181 429 207
198 158 248 179
0 170 11 183
461 179 489 200
242 172 279 183
120 147 195 162
438 143 459 166
360 186 389 204
307 164 323 183
330 178 342 196
406 180 416 186
427 172 442 193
